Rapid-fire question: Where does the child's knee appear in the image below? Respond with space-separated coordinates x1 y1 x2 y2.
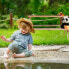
25 51 32 57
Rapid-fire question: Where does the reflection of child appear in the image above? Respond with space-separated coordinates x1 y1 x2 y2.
1 18 35 59
4 63 33 69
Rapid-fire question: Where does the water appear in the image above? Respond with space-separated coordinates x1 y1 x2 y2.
0 63 69 69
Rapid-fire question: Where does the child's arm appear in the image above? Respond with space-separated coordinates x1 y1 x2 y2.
1 35 13 42
28 44 32 51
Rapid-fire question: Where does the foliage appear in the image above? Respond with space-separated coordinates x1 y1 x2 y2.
0 23 9 29
12 15 19 29
57 3 69 15
0 0 69 28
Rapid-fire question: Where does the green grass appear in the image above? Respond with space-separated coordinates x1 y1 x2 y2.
32 30 69 45
0 29 17 47
0 29 69 47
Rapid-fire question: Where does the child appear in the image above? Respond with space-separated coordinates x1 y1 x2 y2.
1 18 35 59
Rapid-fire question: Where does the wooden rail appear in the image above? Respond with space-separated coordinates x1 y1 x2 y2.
34 25 60 27
35 28 65 30
28 15 67 18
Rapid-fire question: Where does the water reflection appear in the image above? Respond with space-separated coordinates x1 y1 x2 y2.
4 63 33 69
0 62 69 69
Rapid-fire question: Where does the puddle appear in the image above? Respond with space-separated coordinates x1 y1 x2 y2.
0 63 69 69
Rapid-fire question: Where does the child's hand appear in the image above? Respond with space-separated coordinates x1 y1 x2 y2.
1 35 6 41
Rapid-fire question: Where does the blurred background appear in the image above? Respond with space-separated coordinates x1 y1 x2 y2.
0 0 69 29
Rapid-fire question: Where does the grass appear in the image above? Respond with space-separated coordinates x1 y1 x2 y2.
32 30 69 45
0 29 17 47
0 29 69 47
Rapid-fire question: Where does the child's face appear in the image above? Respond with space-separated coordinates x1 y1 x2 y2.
20 28 29 34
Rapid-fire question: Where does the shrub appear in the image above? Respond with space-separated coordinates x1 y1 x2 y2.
0 23 9 29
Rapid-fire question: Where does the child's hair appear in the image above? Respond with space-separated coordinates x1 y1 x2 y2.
19 21 31 32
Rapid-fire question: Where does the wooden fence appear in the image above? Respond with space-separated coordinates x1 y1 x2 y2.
0 13 69 39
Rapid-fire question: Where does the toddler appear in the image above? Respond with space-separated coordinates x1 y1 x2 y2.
1 18 35 59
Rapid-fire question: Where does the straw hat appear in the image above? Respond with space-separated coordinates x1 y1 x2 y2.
17 18 35 33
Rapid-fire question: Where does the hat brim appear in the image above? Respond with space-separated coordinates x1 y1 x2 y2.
31 27 35 33
17 18 35 33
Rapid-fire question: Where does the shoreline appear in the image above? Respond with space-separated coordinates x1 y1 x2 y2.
0 45 69 63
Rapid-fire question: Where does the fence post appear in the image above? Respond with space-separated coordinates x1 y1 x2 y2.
60 17 62 25
10 13 13 27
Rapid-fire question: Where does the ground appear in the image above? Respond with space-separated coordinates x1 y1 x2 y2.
0 45 69 63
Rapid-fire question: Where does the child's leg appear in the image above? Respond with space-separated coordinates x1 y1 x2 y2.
25 50 35 57
4 42 18 59
5 42 19 59
12 51 34 58
32 52 35 56
6 48 11 54
4 49 11 59
12 53 25 58
12 50 34 58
